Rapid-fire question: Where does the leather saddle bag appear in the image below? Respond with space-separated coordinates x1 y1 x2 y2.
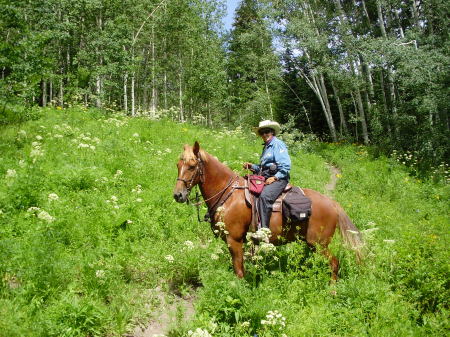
248 175 265 195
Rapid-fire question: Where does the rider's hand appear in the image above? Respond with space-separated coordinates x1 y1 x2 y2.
243 162 253 170
265 176 277 185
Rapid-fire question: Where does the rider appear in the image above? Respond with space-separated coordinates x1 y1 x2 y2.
243 120 291 230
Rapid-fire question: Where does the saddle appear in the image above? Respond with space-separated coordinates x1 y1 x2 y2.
244 178 312 232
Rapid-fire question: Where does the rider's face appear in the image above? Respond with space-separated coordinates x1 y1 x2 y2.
259 128 274 143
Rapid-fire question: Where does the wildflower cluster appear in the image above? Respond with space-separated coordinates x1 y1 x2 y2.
261 310 286 331
213 221 228 235
131 184 143 202
214 126 246 140
27 207 55 223
247 228 272 244
103 117 128 127
72 132 100 150
5 169 17 179
106 195 120 209
30 140 44 162
184 240 194 250
53 123 77 136
430 162 449 184
187 328 212 337
48 193 59 201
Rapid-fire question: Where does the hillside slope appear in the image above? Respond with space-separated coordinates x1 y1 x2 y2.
0 107 448 336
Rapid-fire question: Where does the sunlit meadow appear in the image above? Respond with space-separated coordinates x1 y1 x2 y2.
0 107 448 336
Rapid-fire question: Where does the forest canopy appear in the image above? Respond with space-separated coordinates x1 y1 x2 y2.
1 0 448 170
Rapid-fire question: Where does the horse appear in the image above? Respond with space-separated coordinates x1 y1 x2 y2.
173 141 363 280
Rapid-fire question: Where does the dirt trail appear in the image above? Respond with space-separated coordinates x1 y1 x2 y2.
325 164 341 195
130 291 195 337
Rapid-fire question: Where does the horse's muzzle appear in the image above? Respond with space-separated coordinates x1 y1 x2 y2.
173 191 188 203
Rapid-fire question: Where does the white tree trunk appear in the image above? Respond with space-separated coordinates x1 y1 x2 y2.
123 72 128 113
131 74 135 116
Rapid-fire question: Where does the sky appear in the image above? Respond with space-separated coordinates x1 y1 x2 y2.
223 0 240 30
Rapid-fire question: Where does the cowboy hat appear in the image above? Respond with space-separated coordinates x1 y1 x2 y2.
253 120 281 136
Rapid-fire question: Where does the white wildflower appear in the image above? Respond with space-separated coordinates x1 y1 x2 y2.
132 184 143 194
165 148 172 153
240 321 250 328
184 240 194 250
187 328 212 337
126 219 133 224
114 170 123 178
30 148 44 158
17 130 27 137
383 239 396 244
248 228 272 243
78 143 90 148
89 145 96 150
95 270 105 278
210 253 219 260
6 169 17 178
165 255 174 263
27 207 41 213
132 133 139 138
18 160 26 167
37 210 55 223
259 242 276 253
110 196 118 202
53 134 63 138
261 310 286 329
48 193 59 201
35 135 43 141
136 198 143 203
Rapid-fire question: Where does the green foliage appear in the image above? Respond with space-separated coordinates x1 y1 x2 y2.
0 107 448 336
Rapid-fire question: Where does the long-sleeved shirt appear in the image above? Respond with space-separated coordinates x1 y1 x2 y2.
251 136 291 180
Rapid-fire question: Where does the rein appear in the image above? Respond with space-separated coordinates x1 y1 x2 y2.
178 156 242 223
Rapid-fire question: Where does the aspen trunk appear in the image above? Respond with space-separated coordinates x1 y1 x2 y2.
331 79 348 136
42 81 47 107
179 58 184 122
123 72 128 113
49 81 53 105
131 74 135 116
151 25 157 117
59 77 64 107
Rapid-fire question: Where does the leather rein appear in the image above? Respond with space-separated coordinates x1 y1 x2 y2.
177 158 242 222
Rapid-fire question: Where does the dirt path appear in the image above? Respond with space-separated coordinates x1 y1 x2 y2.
130 290 195 337
325 164 341 195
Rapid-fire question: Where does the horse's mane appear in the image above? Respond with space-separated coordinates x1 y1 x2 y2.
180 144 209 163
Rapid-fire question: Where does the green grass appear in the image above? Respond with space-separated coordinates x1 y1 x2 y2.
0 107 448 336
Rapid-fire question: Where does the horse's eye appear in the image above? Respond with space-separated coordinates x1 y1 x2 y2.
188 165 196 170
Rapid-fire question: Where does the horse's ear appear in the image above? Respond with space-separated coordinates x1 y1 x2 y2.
193 141 200 157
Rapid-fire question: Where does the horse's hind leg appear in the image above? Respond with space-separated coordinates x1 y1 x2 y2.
322 248 339 282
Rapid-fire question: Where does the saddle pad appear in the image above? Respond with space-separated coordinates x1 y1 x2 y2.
282 186 312 221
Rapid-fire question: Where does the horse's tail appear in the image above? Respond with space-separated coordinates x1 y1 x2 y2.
335 203 364 262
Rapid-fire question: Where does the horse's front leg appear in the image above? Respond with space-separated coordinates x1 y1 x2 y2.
226 236 245 278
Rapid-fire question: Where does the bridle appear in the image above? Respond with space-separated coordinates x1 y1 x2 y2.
176 157 240 222
177 158 205 194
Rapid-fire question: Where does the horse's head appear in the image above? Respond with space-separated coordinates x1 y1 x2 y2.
173 141 205 203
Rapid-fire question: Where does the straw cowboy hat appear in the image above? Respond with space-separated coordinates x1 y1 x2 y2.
253 120 281 136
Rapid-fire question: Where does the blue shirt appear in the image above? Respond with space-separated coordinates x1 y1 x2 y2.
251 136 291 180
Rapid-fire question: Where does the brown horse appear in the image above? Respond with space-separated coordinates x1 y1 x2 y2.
173 142 363 280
